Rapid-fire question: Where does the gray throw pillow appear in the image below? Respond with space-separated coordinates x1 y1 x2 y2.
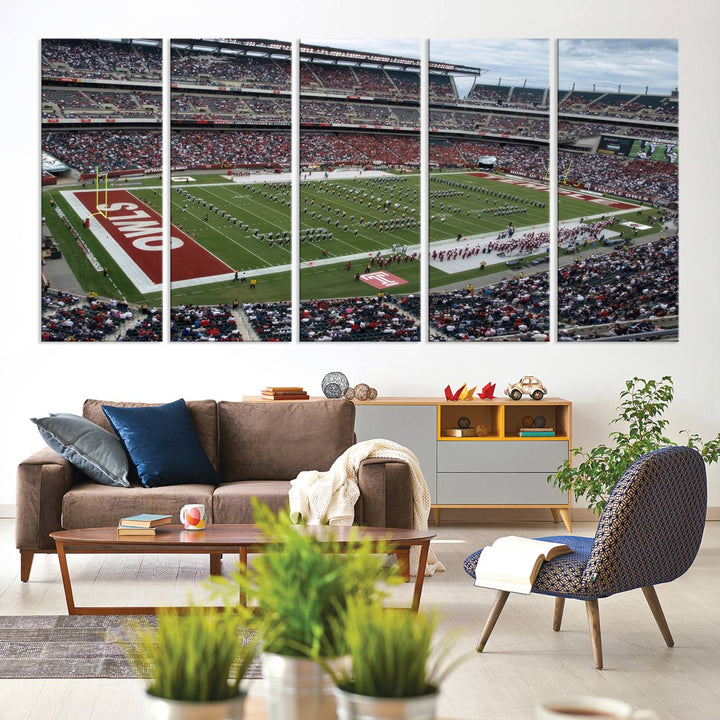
31 413 130 487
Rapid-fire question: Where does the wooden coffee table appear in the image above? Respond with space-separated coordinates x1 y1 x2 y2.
49 524 435 615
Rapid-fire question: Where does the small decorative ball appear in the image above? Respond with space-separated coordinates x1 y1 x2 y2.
533 415 547 428
522 415 534 427
322 372 349 398
354 383 370 401
323 382 342 399
458 416 471 429
368 387 378 400
343 386 355 400
475 424 488 437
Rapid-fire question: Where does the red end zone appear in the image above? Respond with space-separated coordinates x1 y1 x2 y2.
73 189 232 285
467 172 640 211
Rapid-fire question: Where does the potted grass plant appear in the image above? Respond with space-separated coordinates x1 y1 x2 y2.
122 603 261 720
322 597 465 720
213 499 398 720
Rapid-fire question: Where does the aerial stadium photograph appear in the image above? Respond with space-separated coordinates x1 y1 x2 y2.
39 37 678 342
41 38 163 342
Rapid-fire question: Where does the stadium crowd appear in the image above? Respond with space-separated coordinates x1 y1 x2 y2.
42 39 161 82
41 290 162 342
171 305 242 341
42 129 161 173
558 235 678 336
299 297 419 341
429 272 550 341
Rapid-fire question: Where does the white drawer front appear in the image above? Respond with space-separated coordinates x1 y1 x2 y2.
436 472 568 505
437 440 568 473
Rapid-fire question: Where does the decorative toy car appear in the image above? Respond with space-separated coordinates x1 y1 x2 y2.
505 376 547 401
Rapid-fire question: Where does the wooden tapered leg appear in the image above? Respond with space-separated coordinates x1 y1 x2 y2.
476 591 510 652
432 507 441 525
642 585 674 647
20 550 35 582
558 508 573 533
553 597 565 632
585 599 603 669
550 509 561 524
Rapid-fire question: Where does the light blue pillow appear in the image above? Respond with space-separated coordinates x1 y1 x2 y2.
102 398 219 488
31 413 130 487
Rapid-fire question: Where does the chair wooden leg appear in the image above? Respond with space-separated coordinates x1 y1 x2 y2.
553 597 565 632
642 585 674 647
476 591 510 652
20 550 34 582
585 599 603 669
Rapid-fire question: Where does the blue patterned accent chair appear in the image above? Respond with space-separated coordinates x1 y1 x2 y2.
463 447 707 669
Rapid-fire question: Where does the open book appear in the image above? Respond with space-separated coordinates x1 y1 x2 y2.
474 536 572 594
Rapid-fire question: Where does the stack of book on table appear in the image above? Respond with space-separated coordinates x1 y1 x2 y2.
117 513 172 536
261 386 309 400
518 427 555 437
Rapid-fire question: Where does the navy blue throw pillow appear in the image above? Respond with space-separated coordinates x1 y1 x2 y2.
102 399 219 488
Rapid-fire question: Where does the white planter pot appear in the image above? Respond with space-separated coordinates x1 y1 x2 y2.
333 686 438 720
144 692 245 720
261 652 336 720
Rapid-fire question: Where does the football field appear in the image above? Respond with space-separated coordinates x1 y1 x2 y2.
42 169 656 306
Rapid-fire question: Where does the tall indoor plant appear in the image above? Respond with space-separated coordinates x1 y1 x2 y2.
122 604 261 720
550 376 720 515
322 598 465 720
214 500 398 720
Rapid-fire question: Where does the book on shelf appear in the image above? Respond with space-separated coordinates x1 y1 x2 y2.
118 513 172 528
474 535 572 595
261 393 310 400
519 429 555 437
117 524 157 536
261 387 309 400
443 428 478 437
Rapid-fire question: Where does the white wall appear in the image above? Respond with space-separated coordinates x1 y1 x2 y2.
2 0 718 510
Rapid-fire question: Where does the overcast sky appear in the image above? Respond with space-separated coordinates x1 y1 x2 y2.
303 38 678 97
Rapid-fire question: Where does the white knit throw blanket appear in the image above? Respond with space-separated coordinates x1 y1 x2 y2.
289 438 444 576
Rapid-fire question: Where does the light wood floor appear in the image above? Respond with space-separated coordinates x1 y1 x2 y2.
1 517 719 720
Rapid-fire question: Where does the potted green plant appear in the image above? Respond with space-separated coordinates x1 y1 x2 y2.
122 604 261 720
322 598 465 720
550 376 720 515
214 500 398 720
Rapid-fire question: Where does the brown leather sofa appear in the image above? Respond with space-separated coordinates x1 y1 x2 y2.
16 398 413 581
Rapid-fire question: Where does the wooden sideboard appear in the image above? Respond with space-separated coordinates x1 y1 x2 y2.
242 395 572 531
352 396 572 531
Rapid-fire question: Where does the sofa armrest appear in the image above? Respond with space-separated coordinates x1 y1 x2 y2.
356 457 413 529
16 448 79 551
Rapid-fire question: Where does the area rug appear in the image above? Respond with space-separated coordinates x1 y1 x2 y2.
0 615 262 680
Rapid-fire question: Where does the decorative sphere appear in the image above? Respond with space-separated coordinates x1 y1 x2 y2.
533 415 547 428
322 372 349 397
368 387 378 400
323 383 342 399
354 383 370 401
458 416 471 429
522 415 534 427
475 424 488 437
343 386 355 400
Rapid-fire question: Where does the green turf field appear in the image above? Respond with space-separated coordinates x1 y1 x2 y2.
42 169 662 306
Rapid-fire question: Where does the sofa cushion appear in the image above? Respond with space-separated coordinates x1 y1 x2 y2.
102 399 220 488
83 399 219 470
218 399 355 482
31 413 130 487
212 481 292 524
61 482 215 529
